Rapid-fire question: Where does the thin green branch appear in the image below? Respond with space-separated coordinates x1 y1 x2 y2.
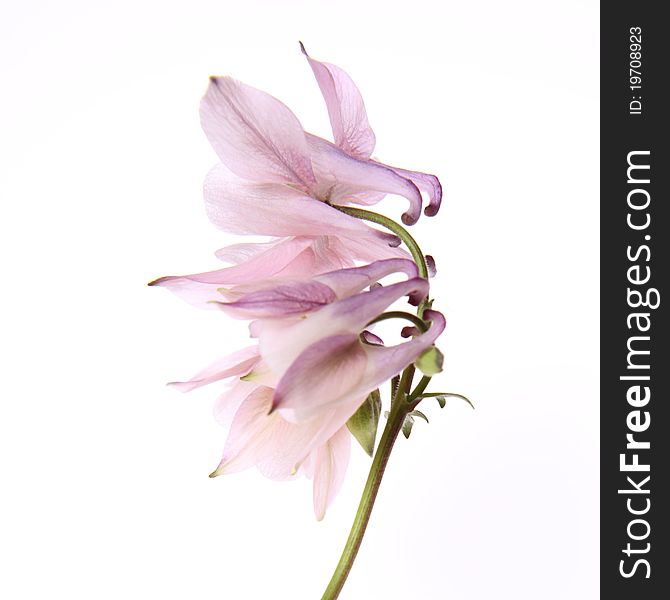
332 205 429 280
321 207 435 599
367 310 428 332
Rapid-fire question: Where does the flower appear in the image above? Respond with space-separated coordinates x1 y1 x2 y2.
170 267 445 518
299 43 442 217
152 46 441 308
149 233 407 309
152 47 447 524
200 46 441 229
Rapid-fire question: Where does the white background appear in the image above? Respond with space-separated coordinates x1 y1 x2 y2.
0 1 599 598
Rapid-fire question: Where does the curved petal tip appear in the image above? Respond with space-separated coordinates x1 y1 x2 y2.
425 255 437 277
423 177 442 217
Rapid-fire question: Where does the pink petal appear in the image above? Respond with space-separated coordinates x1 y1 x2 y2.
256 401 357 481
314 258 419 301
333 234 410 264
306 135 423 225
213 379 261 429
308 426 351 520
212 384 359 481
327 277 429 327
272 310 445 419
149 238 331 308
168 346 259 392
220 259 418 320
300 43 376 160
380 163 443 217
216 280 337 319
271 334 367 421
204 163 398 238
149 238 316 308
210 385 278 476
201 77 315 188
214 239 294 264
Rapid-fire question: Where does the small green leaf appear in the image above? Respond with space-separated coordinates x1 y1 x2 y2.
347 389 382 456
416 392 474 409
415 346 444 376
409 409 429 424
441 393 475 410
402 415 415 439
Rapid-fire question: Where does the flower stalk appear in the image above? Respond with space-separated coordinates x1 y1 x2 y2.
333 205 429 280
321 207 437 599
321 368 415 600
152 45 448 599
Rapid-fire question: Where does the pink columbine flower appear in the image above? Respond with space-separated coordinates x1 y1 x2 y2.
200 45 441 231
153 46 451 596
171 347 355 520
149 233 408 309
151 47 442 308
169 260 445 518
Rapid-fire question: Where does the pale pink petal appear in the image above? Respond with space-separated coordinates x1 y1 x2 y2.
306 135 423 225
213 379 261 429
204 163 398 238
168 346 259 392
344 190 386 206
212 384 359 481
215 281 337 319
309 426 352 520
149 238 322 308
201 77 315 188
271 334 367 421
272 310 445 419
379 163 443 217
334 234 410 264
214 239 292 264
300 43 376 160
219 259 418 320
314 259 418 301
326 277 429 328
255 401 357 481
207 238 315 284
149 273 225 308
211 386 278 476
152 235 408 309
299 233 407 269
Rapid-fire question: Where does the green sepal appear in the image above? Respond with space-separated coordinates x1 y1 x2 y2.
347 389 382 457
416 392 474 410
402 414 415 439
409 409 429 423
415 346 444 376
402 409 430 439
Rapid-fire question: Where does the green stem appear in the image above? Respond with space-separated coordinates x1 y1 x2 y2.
408 375 432 403
367 310 427 332
332 205 429 280
321 372 414 600
321 207 432 598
